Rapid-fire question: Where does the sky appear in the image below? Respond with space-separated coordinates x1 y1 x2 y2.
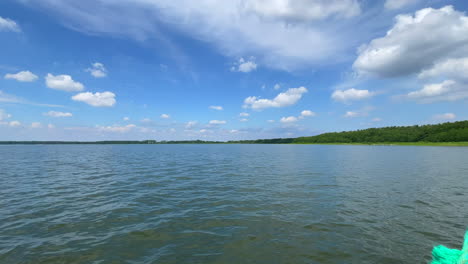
1 0 468 141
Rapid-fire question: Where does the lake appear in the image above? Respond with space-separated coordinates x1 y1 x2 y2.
0 144 467 263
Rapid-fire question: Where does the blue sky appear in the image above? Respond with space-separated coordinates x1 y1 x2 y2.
1 0 468 141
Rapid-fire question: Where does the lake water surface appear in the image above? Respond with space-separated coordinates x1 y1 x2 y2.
0 144 467 263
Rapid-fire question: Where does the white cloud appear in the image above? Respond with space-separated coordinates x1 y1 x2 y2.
98 124 136 132
240 118 248 122
274 83 281 90
267 119 276 123
44 111 73 117
280 116 298 123
418 57 468 81
371 117 382 122
25 0 363 71
209 120 227 125
232 58 257 73
71 91 116 107
123 117 130 121
86 62 107 78
160 114 170 119
141 118 152 123
300 110 316 117
0 16 20 32
243 0 361 21
9 121 21 127
343 107 373 118
344 111 359 118
0 90 63 107
0 109 12 121
209 105 223 110
239 112 250 117
48 124 55 129
4 71 38 82
185 121 198 129
384 0 420 10
433 113 456 120
0 90 20 103
331 88 373 103
282 109 317 122
46 73 84 92
406 80 468 103
243 86 308 110
31 122 42 128
354 6 468 78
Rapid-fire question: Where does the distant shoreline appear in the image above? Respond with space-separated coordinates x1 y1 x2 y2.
2 120 468 146
1 141 468 147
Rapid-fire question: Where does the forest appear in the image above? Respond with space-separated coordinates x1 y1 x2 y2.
293 120 468 144
229 120 468 144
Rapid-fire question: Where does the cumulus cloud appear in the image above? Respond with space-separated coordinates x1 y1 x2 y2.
243 86 308 110
98 124 136 132
343 106 373 118
23 0 363 70
44 111 73 117
384 0 420 10
232 58 257 73
344 111 359 118
185 121 198 129
274 83 281 90
331 88 373 103
239 112 250 117
71 91 116 107
0 16 20 32
354 6 468 78
406 80 468 103
123 117 130 121
300 110 316 117
240 118 248 122
86 62 107 78
4 71 38 82
160 114 170 119
46 73 84 92
31 122 42 128
9 121 21 127
433 113 456 120
371 117 382 122
418 57 468 81
209 105 223 110
280 116 298 123
209 120 227 125
282 109 316 122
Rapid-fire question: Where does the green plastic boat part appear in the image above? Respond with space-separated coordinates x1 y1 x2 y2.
431 231 468 264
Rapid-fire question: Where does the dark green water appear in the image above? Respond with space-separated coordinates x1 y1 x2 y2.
0 144 467 263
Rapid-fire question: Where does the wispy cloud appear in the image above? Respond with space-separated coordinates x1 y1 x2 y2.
0 90 64 108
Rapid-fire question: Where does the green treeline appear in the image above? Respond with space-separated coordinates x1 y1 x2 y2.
227 138 294 144
0 140 223 145
293 120 468 144
1 121 468 145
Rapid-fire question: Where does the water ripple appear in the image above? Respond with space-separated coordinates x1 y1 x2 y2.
0 144 467 263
